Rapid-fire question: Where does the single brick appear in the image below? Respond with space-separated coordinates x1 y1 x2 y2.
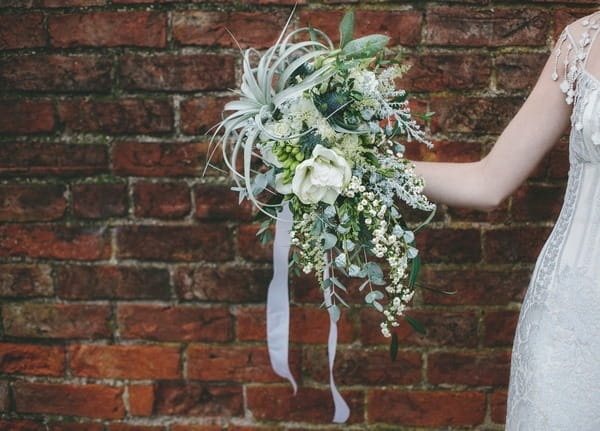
0 184 66 222
117 305 233 342
72 183 128 219
119 54 235 91
49 11 166 48
14 382 125 419
69 344 180 379
3 303 111 339
56 264 170 299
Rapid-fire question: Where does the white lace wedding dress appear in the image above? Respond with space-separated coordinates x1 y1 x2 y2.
506 13 600 430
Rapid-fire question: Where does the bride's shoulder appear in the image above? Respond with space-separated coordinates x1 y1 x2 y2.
559 11 600 44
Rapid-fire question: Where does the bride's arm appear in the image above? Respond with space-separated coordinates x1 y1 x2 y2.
413 40 572 211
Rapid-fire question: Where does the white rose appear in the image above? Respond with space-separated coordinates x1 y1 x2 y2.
291 145 352 205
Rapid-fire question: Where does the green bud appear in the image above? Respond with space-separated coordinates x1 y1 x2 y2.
295 153 304 161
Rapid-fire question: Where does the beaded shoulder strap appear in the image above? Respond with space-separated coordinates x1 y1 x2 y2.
552 12 600 105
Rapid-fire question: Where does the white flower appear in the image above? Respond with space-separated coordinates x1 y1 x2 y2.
291 145 352 205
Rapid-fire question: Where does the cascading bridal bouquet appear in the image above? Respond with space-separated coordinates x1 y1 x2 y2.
206 9 436 423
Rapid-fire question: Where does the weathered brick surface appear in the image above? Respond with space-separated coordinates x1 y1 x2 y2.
0 184 66 221
119 54 235 91
14 382 125 418
117 305 233 342
58 99 173 134
112 141 204 177
368 390 486 426
247 386 364 423
0 343 65 376
153 381 243 417
0 224 111 260
132 181 191 219
3 303 111 338
56 264 169 299
116 225 233 261
303 346 422 386
0 142 109 177
1 1 577 429
49 12 166 48
426 7 549 47
72 182 128 219
0 14 45 49
0 99 55 134
174 265 270 302
180 95 235 135
69 344 180 379
127 385 155 416
172 11 288 49
1 55 112 93
186 345 300 383
0 264 53 297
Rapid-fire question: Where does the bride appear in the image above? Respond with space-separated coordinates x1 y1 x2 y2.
414 12 600 429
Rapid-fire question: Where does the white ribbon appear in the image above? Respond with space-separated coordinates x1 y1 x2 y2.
266 202 298 394
323 255 351 423
266 202 350 423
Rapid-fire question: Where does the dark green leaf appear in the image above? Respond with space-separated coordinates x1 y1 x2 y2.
405 315 426 334
390 332 399 361
408 254 421 289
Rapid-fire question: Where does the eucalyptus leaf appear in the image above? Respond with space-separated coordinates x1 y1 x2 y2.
344 239 355 252
324 205 336 219
365 290 384 304
365 262 384 282
372 300 383 312
321 232 337 250
358 280 369 291
328 304 341 323
339 10 355 49
348 264 361 277
334 253 347 268
312 218 324 236
333 290 349 307
404 230 415 243
337 225 350 234
331 276 347 292
342 34 390 58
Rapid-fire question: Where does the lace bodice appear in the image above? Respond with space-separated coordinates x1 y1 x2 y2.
554 12 600 163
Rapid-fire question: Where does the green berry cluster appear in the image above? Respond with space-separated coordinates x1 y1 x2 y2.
272 143 305 184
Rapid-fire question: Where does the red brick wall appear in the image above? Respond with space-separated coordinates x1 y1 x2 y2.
0 1 593 430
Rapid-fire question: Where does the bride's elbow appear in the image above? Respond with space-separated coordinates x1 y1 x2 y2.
471 186 511 212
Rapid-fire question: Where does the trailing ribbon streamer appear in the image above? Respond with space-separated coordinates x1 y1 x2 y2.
266 203 350 423
323 255 351 423
266 202 298 394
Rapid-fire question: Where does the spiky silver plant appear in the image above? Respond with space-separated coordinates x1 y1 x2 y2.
205 11 339 214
